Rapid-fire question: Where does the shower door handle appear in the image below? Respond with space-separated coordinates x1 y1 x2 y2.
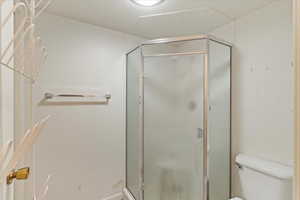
197 128 203 138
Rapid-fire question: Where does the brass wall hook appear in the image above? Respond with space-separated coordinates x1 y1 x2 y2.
7 167 30 185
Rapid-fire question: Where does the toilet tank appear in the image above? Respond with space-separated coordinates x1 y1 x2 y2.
235 154 293 200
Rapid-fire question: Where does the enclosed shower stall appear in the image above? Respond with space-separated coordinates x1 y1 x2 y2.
125 35 232 200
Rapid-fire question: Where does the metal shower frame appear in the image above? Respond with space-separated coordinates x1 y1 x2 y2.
124 34 233 200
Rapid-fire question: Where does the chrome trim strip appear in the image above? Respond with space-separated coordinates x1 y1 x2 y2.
142 35 208 45
123 188 136 200
229 45 233 198
143 51 207 57
208 35 233 47
125 53 129 192
139 48 145 200
203 39 209 200
126 45 142 56
141 34 233 47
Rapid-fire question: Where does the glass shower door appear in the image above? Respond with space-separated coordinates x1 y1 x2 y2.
208 41 231 200
143 53 205 200
126 49 142 200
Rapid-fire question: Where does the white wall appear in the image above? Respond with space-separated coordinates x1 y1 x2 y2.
33 13 143 200
211 0 293 199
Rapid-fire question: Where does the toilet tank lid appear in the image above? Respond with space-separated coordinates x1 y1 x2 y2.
235 154 293 180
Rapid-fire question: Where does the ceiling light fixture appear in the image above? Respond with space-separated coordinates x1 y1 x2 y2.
131 0 164 7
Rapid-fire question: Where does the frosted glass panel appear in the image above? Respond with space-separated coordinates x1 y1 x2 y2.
144 54 204 200
126 49 141 200
208 41 231 200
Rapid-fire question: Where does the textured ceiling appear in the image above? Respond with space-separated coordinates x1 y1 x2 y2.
46 0 278 38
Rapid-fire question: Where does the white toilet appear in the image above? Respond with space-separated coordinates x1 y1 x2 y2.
232 154 293 200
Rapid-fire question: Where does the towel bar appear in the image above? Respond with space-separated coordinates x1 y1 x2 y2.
44 92 112 102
